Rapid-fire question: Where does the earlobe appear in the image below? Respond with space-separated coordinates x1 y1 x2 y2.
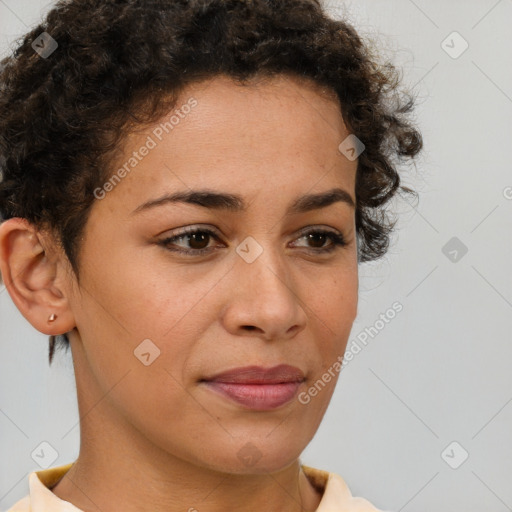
0 218 76 336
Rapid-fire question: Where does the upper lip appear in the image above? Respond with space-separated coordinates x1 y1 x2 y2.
202 364 305 384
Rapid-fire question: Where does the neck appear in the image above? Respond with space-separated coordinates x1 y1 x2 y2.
51 451 322 512
51 407 322 512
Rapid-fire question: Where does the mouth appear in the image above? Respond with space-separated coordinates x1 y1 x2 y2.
200 364 305 411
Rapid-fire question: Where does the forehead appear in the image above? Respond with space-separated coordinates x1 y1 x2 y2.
98 73 355 212
178 72 344 134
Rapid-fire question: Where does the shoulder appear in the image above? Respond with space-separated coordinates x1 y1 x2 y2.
4 495 31 512
4 462 78 512
301 464 392 512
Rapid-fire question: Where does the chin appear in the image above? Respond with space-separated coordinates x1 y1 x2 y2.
193 437 306 475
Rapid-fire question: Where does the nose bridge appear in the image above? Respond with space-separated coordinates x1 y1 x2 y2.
235 233 290 294
223 233 307 338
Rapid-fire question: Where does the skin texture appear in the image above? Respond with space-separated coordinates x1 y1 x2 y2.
0 74 358 512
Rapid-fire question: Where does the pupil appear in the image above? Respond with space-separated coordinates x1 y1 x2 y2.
308 233 325 248
190 233 209 249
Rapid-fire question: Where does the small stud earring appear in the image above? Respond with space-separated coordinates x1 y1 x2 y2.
48 313 57 322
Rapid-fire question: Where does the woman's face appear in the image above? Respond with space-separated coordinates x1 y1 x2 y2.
64 74 359 473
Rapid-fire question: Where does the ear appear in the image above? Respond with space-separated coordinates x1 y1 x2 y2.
0 218 76 336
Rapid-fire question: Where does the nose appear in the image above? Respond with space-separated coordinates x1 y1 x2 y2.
220 242 308 341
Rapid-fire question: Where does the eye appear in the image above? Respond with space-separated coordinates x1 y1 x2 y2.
158 226 222 256
291 228 348 253
157 226 348 257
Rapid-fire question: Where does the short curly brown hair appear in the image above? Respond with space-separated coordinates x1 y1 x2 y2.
0 0 422 365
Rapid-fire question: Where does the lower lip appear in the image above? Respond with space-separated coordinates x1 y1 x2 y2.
203 381 302 410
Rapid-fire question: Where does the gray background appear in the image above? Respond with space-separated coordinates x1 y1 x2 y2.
1 0 511 510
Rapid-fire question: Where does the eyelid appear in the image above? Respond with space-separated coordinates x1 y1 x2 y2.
158 224 222 239
293 225 342 238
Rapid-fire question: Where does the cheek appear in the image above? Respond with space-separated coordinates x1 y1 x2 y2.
70 255 223 409
308 264 358 336
302 266 358 405
76 246 217 341
299 275 357 420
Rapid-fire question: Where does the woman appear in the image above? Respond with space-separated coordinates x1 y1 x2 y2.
0 0 422 510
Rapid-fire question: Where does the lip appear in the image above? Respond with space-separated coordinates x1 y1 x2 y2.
201 365 305 411
203 364 305 384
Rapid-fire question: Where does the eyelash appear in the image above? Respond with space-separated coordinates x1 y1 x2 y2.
158 226 348 256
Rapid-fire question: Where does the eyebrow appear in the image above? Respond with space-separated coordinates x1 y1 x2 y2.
131 187 355 216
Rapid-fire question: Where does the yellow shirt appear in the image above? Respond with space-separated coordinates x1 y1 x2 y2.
6 462 387 511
